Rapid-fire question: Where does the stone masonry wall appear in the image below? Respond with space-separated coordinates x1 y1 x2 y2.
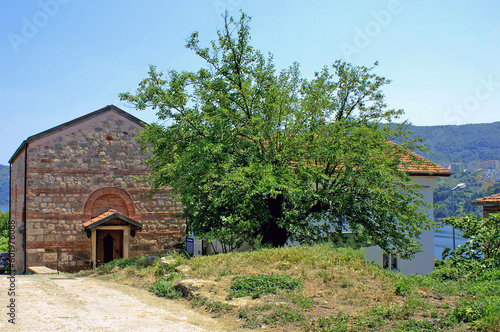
23 110 185 272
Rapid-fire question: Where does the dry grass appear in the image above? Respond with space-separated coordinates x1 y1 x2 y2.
80 244 464 331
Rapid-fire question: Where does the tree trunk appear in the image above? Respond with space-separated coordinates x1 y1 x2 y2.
261 194 288 247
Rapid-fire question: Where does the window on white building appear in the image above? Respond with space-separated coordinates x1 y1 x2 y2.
383 252 398 271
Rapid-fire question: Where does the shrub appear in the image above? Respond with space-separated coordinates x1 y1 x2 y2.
394 275 424 296
135 255 158 269
149 279 182 298
444 213 500 261
110 257 137 269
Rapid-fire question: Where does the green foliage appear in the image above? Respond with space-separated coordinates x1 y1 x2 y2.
134 255 158 269
0 237 8 253
121 12 431 257
453 298 485 323
0 210 9 252
408 122 500 164
394 275 422 296
88 243 499 331
452 296 500 331
93 254 168 274
0 211 9 235
229 274 302 299
110 257 137 269
444 213 500 262
427 234 500 332
149 278 182 298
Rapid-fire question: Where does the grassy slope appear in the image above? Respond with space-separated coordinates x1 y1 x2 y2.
79 244 500 331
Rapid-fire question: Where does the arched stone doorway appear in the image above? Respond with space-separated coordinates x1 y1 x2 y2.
84 187 139 220
83 188 142 267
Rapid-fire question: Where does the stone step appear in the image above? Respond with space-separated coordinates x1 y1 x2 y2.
28 266 58 274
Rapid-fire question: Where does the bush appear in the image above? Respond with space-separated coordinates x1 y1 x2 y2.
111 257 137 269
394 276 417 296
0 211 9 253
444 213 500 261
0 236 8 253
149 279 182 298
135 255 158 269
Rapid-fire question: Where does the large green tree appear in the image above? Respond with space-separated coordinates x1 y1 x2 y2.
121 13 429 257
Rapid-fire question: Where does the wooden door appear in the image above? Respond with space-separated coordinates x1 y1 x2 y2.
96 230 123 265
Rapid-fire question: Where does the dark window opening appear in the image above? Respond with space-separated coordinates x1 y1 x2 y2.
383 252 398 271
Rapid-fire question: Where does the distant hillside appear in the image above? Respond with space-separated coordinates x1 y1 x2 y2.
0 165 8 208
408 122 500 164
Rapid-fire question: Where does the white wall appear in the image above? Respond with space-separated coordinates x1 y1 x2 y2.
365 176 437 276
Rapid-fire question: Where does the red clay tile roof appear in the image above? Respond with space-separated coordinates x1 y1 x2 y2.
472 193 500 206
83 209 117 228
293 141 449 177
83 209 142 229
387 141 451 176
398 149 451 176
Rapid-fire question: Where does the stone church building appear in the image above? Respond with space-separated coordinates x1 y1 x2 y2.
9 105 185 273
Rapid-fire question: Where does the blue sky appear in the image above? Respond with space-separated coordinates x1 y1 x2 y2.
1 0 499 165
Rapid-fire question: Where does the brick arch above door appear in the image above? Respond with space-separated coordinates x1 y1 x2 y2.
84 187 140 221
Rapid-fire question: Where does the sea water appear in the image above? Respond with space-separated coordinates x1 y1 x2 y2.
434 225 468 260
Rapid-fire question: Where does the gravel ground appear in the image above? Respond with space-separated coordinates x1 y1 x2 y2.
1 274 231 332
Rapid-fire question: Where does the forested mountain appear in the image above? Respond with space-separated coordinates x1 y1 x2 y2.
402 122 500 220
0 165 8 208
408 122 500 164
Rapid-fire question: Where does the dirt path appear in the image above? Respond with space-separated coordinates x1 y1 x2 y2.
1 274 234 332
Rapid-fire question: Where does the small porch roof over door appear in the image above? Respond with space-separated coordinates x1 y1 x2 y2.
83 209 143 230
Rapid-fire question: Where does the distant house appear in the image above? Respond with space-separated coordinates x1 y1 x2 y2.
472 193 500 218
9 105 185 274
365 149 451 276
